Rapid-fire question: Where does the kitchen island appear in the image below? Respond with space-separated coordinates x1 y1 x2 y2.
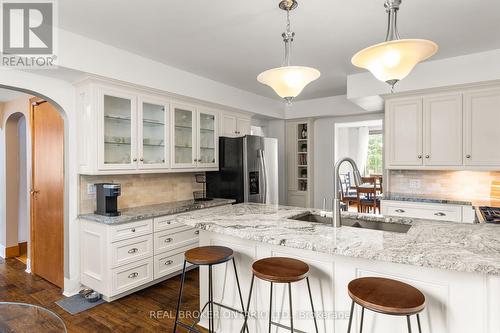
171 203 500 333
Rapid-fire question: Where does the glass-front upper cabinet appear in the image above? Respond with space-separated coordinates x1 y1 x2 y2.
138 98 169 169
172 104 196 168
197 110 218 167
100 90 137 169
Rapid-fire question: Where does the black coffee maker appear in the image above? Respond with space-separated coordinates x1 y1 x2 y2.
95 183 121 216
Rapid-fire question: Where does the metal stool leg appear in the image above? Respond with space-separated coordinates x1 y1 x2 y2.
306 277 319 333
268 282 273 333
232 258 248 333
359 307 364 333
417 314 422 333
288 282 294 333
347 300 355 333
407 315 412 333
173 260 187 333
208 265 214 333
241 274 255 333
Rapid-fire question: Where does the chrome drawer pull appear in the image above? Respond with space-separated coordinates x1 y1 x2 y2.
194 230 200 235
434 212 446 216
164 260 173 266
128 272 139 279
164 238 173 243
166 221 172 225
128 248 138 254
395 209 405 213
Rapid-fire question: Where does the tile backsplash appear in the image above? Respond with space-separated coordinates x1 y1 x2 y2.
389 170 500 201
80 173 204 214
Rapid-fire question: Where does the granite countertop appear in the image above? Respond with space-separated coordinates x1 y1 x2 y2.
383 194 473 206
78 198 235 224
170 203 500 276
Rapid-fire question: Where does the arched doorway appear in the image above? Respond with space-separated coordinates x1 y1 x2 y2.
4 112 28 262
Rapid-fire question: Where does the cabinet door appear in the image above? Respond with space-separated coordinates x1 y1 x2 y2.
197 110 218 168
171 104 197 168
220 113 237 137
99 89 137 170
423 94 463 166
464 89 500 166
237 117 251 136
386 98 423 166
138 98 169 169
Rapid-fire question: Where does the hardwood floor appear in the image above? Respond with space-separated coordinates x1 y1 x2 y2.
0 258 208 332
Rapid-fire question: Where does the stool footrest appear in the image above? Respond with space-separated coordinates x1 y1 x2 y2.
270 320 307 333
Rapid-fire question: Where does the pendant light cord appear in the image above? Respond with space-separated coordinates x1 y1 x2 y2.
282 8 294 67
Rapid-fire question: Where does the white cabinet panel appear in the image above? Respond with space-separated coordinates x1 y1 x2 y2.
110 234 153 268
138 98 169 169
464 89 500 166
423 94 463 166
197 109 218 168
154 228 199 255
109 218 153 242
220 113 237 137
171 104 197 168
386 98 423 166
236 118 251 136
111 258 153 296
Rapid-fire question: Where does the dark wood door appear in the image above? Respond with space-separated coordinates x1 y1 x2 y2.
31 99 64 288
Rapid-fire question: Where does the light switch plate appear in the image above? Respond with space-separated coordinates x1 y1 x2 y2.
87 184 96 195
409 179 421 189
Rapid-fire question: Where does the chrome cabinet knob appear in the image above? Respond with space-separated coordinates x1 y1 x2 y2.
164 238 173 243
425 155 430 158
434 212 446 216
194 230 200 235
417 155 422 159
133 158 137 162
131 228 136 233
128 272 139 279
140 158 144 162
466 154 471 158
395 209 405 213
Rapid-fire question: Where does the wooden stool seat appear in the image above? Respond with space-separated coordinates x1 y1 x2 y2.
185 246 233 265
252 257 309 283
348 277 425 316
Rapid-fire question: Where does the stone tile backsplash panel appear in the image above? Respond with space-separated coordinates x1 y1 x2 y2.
79 173 203 214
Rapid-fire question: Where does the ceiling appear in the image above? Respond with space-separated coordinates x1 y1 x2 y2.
59 0 500 101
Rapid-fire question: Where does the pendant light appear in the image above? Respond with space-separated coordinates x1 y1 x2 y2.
351 0 438 91
257 0 320 103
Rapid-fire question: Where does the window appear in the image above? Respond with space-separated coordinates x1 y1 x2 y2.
366 131 383 175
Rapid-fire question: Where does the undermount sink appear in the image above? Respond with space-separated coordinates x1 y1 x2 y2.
289 213 411 234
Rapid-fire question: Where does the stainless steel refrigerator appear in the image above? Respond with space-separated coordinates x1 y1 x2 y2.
206 135 278 204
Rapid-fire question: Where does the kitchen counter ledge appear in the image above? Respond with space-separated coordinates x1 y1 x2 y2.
170 202 500 276
78 198 235 224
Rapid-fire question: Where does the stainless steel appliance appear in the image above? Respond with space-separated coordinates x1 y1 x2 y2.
206 135 278 204
476 206 500 223
95 183 121 216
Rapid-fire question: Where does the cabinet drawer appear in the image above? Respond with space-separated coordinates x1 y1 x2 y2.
110 219 153 242
154 228 199 255
111 234 153 268
111 258 153 296
382 201 462 222
154 215 191 233
153 243 198 279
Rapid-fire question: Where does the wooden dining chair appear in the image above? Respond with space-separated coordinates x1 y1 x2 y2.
338 177 358 211
357 177 381 214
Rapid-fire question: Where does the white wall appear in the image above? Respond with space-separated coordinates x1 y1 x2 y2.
347 48 500 111
285 95 368 119
313 113 384 210
266 119 287 205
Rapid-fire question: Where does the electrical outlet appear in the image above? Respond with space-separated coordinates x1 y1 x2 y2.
87 184 96 195
409 179 421 189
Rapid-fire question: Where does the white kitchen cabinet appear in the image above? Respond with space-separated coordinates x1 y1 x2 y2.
219 112 251 137
380 200 475 223
80 215 199 301
386 97 423 166
464 88 500 166
171 105 219 169
423 93 463 166
99 88 138 170
138 97 170 169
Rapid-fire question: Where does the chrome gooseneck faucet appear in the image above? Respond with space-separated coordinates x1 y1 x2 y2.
332 157 362 228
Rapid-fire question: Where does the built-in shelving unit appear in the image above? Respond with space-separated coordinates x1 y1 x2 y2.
286 119 314 208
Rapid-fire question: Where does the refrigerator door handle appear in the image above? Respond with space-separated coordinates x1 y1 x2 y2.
259 149 267 204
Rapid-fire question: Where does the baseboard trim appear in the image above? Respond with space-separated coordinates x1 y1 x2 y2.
5 245 20 258
63 276 81 297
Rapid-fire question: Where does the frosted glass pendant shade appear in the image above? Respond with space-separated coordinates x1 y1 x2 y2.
351 39 438 84
257 66 320 100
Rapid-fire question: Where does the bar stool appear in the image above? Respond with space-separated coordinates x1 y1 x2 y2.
241 257 319 333
347 277 425 333
173 246 247 333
